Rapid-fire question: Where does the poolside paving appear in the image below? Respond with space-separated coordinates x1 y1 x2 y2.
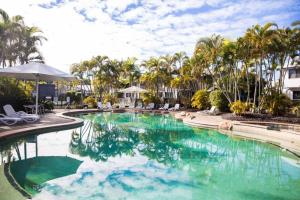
0 110 84 139
174 112 300 157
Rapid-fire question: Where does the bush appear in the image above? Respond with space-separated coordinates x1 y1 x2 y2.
291 105 300 117
263 92 292 116
141 92 160 105
230 101 247 116
0 78 31 113
66 91 82 104
191 90 210 110
83 96 97 108
209 90 229 111
42 100 54 111
103 93 118 105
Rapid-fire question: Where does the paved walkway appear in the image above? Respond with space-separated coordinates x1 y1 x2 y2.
0 113 72 133
174 112 300 156
0 110 84 139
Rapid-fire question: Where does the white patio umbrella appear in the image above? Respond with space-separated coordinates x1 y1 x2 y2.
119 86 148 101
0 62 75 114
119 86 148 93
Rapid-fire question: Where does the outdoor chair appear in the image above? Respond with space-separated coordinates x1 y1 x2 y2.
129 103 135 109
145 103 155 110
105 102 113 111
197 106 221 115
169 104 180 111
136 102 143 109
159 103 169 110
0 114 22 126
119 102 126 109
3 104 40 123
97 102 103 110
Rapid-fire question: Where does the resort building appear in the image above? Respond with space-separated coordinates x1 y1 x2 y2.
284 56 300 101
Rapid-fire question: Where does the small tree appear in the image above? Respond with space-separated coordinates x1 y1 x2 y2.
230 101 247 116
209 90 229 111
191 90 210 110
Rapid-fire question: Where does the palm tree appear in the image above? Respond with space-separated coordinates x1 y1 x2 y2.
173 51 188 69
244 23 278 109
19 26 47 64
0 8 45 67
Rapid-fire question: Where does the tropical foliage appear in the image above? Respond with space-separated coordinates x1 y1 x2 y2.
209 90 229 112
71 20 300 116
1 7 299 116
230 101 248 116
191 90 210 110
0 8 46 67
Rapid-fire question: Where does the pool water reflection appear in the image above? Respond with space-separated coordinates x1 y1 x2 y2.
1 112 300 200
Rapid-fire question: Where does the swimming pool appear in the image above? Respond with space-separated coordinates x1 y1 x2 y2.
1 112 300 200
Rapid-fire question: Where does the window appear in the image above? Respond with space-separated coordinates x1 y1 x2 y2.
289 68 300 78
293 91 300 100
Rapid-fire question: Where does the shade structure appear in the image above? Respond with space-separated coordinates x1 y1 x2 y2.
119 86 148 93
0 62 75 114
0 62 74 81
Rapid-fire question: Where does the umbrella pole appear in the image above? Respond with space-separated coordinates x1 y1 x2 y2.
35 77 39 115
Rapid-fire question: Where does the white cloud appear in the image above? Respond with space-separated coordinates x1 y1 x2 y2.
0 0 298 72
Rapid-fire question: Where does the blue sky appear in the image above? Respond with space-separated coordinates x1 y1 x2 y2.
1 0 299 72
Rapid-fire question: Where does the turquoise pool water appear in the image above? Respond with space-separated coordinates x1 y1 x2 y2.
1 112 300 200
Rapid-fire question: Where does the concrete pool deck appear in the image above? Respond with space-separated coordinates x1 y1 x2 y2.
174 112 300 156
0 109 85 139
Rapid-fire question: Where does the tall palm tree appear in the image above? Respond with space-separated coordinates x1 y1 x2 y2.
244 23 278 108
0 8 45 67
19 26 47 64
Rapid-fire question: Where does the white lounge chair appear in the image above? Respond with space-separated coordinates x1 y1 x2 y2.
97 102 103 110
197 106 220 115
159 103 169 110
119 102 125 109
0 114 22 126
169 104 180 111
145 103 155 110
3 104 39 123
105 102 113 110
129 102 135 109
136 102 143 109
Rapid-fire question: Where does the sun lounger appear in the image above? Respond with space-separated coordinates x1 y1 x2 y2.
136 102 143 109
105 102 113 111
145 103 155 110
197 106 220 115
3 104 40 123
168 104 180 111
159 103 169 110
97 102 103 110
119 102 125 109
129 103 135 109
0 114 22 125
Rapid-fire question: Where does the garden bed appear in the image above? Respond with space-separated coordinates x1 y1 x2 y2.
222 113 300 124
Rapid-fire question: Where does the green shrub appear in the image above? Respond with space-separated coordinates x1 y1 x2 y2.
230 101 247 115
191 90 210 110
141 92 160 105
263 91 292 116
0 78 31 113
42 100 54 110
103 93 118 105
66 91 82 104
83 96 97 108
291 105 300 117
209 90 229 111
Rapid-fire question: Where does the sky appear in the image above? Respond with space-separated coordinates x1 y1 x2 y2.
0 0 299 73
